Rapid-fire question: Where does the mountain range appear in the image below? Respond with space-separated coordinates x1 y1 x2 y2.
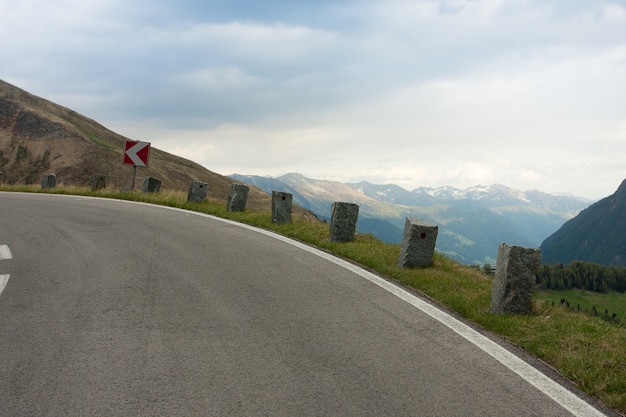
230 173 592 265
0 78 602 266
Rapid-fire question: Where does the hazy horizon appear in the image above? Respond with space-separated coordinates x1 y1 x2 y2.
228 171 598 200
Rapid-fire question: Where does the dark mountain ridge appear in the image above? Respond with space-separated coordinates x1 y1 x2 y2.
541 179 626 266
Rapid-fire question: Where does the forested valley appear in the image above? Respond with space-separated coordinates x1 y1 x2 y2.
537 260 626 293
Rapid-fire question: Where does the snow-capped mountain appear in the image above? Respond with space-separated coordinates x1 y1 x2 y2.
230 173 592 265
350 181 590 209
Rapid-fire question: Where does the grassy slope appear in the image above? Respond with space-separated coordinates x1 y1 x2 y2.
535 288 626 321
2 185 625 415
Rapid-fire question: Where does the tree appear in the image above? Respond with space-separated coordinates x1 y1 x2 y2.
539 261 626 292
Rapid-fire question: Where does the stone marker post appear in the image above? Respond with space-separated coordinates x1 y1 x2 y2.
187 181 208 203
490 243 541 315
397 217 438 268
142 177 162 193
271 191 293 224
226 183 250 212
329 202 359 242
41 174 56 189
91 175 106 191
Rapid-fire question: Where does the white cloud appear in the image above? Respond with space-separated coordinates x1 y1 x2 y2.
603 2 626 19
175 67 262 91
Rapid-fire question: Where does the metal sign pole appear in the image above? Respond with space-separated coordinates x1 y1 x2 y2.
130 165 137 191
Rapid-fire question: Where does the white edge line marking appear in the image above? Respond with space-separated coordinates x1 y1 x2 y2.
10 194 608 417
0 244 12 260
159 205 606 417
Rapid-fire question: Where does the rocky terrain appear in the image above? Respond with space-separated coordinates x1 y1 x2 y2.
0 79 315 220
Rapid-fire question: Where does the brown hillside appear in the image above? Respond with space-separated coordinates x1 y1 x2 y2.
0 79 317 220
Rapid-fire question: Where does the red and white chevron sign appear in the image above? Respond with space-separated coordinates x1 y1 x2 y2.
123 140 151 167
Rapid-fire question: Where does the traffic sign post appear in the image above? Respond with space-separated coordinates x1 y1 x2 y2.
123 140 151 190
130 165 138 191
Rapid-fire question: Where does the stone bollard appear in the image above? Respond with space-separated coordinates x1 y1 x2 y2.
227 183 250 212
187 181 208 203
397 218 438 268
41 174 56 189
272 191 293 224
490 243 541 315
329 202 359 242
91 175 106 191
142 176 161 193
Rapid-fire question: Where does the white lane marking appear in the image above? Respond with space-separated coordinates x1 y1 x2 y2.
0 274 10 296
0 244 12 260
10 194 608 417
0 245 12 296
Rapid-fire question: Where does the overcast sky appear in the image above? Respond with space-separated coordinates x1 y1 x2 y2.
1 0 625 199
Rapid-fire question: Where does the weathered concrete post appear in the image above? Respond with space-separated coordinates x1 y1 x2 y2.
227 183 250 212
271 191 292 224
41 174 56 189
142 177 161 193
329 202 359 242
91 175 106 191
490 243 541 315
187 181 208 203
397 218 438 268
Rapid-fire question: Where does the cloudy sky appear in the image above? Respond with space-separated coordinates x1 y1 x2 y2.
1 0 625 199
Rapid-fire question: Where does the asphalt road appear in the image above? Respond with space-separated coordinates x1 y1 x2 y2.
0 192 615 416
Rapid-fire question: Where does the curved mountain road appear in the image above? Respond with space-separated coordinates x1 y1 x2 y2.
0 193 615 416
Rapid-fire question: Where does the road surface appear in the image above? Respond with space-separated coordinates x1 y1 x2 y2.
0 192 614 416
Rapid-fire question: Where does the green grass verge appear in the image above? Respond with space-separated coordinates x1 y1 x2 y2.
535 288 626 322
2 185 626 414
